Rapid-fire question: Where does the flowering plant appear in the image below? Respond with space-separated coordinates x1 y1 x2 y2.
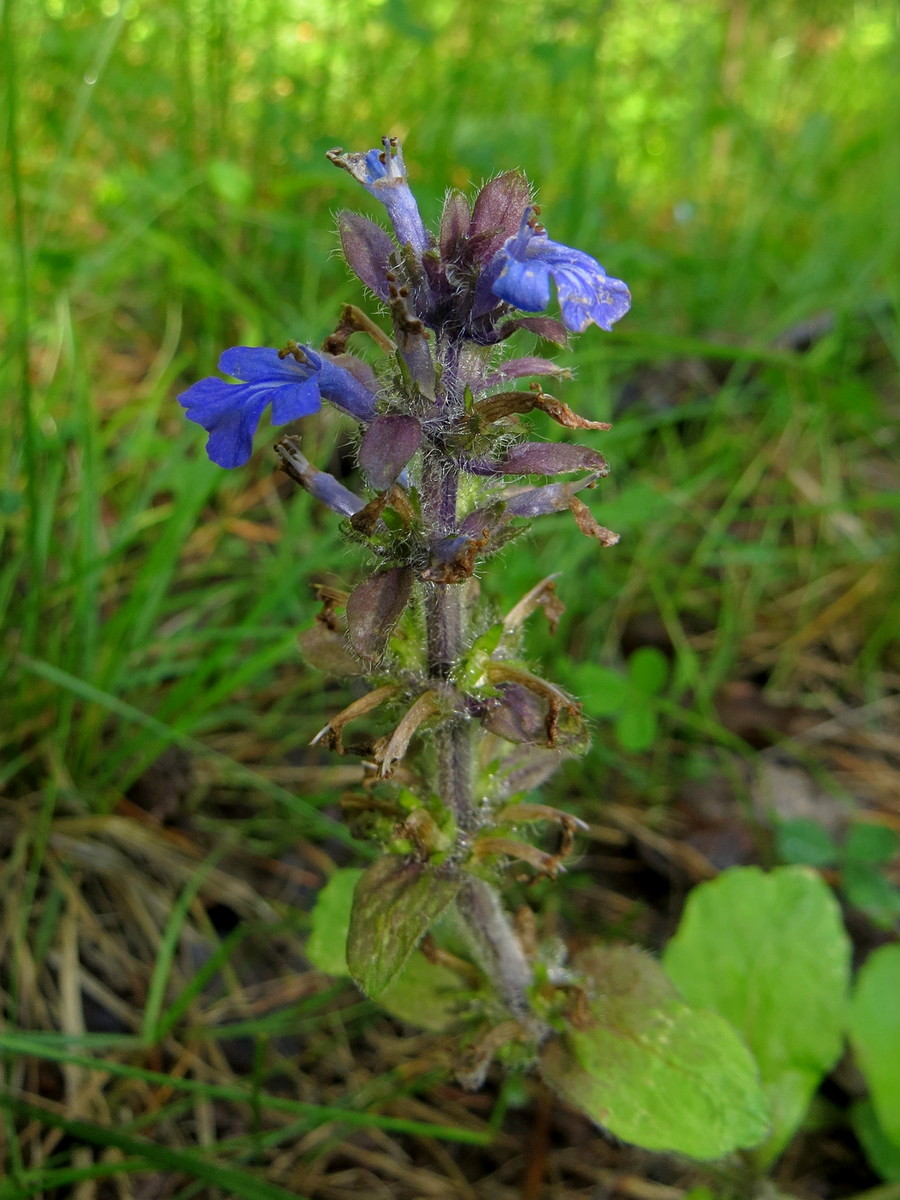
179 139 769 1158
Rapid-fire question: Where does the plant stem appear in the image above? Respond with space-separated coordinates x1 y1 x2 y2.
419 446 537 1025
456 876 540 1030
421 452 472 827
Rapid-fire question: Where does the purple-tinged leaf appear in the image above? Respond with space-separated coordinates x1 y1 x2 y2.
328 351 379 390
484 683 549 744
502 475 598 518
491 745 569 801
347 856 461 997
459 501 508 539
345 566 413 660
481 358 572 389
468 171 532 262
440 189 471 259
467 442 608 477
338 210 396 301
486 662 584 749
359 414 422 491
299 623 365 676
502 316 570 346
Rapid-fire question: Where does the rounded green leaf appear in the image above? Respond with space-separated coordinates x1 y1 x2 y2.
844 822 899 865
663 866 851 1160
776 818 838 868
850 944 900 1144
567 663 629 716
627 646 669 695
540 945 769 1159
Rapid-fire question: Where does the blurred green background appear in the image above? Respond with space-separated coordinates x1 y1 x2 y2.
2 0 900 1191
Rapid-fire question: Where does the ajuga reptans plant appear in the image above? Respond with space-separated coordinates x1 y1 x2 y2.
179 140 769 1157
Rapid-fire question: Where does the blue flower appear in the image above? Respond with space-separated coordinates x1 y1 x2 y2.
179 344 375 468
327 137 429 256
490 208 631 334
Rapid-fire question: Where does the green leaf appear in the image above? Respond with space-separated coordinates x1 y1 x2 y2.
615 701 657 752
307 867 469 1031
566 662 630 715
306 868 364 976
540 946 769 1159
844 822 899 865
378 951 469 1032
842 862 900 928
663 866 851 1160
627 646 669 695
776 818 839 868
347 856 460 998
849 944 900 1144
852 1099 900 1183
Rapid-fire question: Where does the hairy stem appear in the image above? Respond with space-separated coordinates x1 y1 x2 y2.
419 443 537 1022
456 877 541 1031
421 451 472 826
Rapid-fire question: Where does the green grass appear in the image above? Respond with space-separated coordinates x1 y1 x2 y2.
2 0 899 1194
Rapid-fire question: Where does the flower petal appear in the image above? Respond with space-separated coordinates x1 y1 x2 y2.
490 208 631 334
327 137 428 255
492 258 552 314
180 348 323 468
269 377 322 424
218 346 302 382
179 377 273 469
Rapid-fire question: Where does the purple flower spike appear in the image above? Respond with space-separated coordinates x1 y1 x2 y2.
327 137 429 256
179 345 377 469
491 208 631 334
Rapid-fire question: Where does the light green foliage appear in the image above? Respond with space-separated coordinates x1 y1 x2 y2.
307 866 468 1031
663 867 852 1160
541 945 769 1159
849 944 900 1147
565 645 669 752
347 856 461 998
